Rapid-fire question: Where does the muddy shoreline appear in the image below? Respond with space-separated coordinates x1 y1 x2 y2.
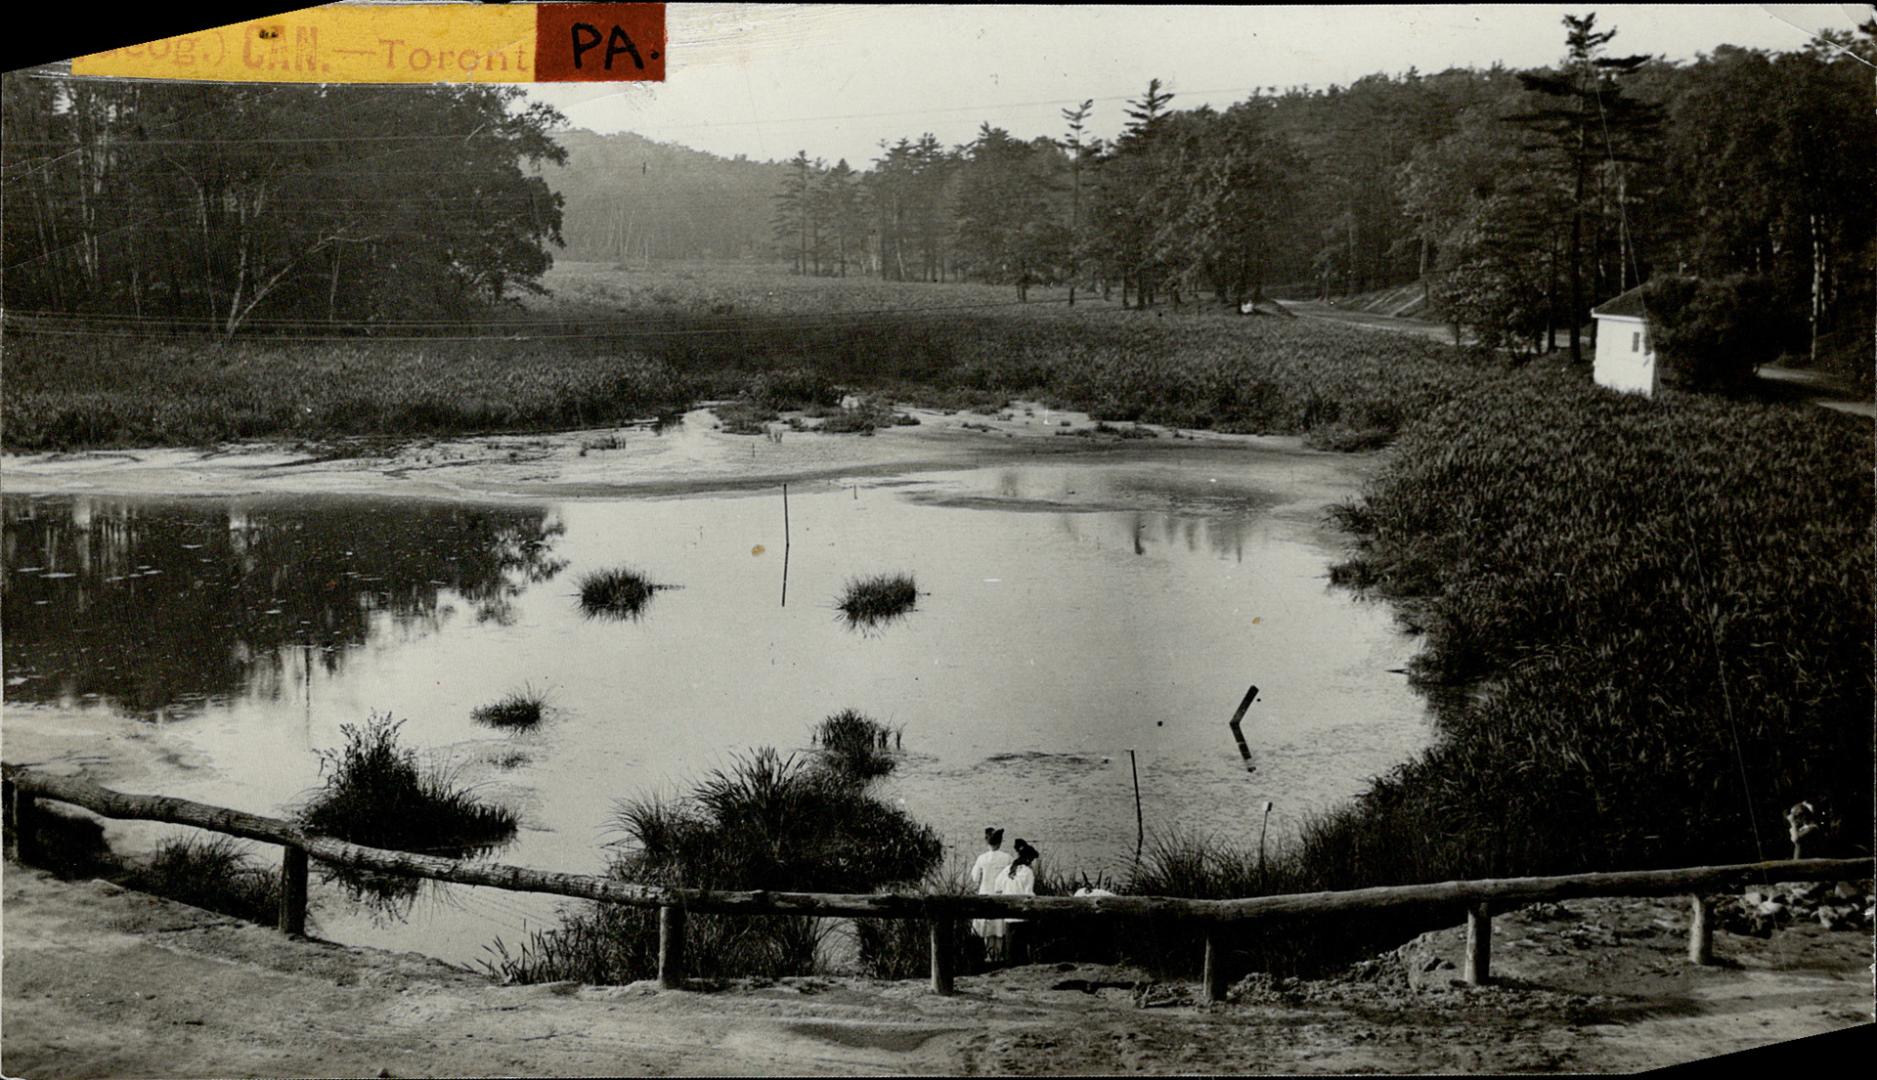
0 403 1364 505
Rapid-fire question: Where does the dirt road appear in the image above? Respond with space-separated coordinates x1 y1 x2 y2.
2 868 1868 1076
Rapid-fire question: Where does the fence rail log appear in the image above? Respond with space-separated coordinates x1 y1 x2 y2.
5 764 1871 926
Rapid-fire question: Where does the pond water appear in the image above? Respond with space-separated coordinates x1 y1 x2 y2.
1 452 1430 965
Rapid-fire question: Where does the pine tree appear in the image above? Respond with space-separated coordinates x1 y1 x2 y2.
1508 14 1658 364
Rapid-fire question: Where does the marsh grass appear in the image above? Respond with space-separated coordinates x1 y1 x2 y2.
472 684 549 731
121 835 284 925
836 573 918 628
4 262 1483 453
851 863 975 978
811 709 901 781
576 567 669 620
299 712 518 854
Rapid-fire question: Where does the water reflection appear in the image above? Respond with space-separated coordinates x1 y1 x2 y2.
2 496 566 718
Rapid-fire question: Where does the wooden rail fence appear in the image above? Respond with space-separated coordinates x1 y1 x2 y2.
3 765 1868 1001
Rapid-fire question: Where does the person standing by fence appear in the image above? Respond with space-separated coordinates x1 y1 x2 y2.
969 827 1015 965
996 838 1040 965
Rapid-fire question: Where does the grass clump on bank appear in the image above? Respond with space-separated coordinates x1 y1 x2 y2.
836 573 918 628
576 567 669 620
483 741 942 985
472 685 549 731
120 836 284 925
300 712 518 853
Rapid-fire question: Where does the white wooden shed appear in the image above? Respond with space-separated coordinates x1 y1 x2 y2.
1590 286 1657 397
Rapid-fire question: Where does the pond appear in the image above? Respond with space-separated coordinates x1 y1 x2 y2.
1 451 1430 965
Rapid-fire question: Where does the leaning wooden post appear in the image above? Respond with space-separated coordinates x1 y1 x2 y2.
658 904 687 989
1464 901 1492 986
279 845 309 937
929 918 956 996
1201 929 1227 1003
1688 895 1713 965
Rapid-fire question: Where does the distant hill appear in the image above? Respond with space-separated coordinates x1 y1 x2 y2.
536 130 790 262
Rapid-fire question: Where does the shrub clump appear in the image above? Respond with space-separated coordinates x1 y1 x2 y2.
1644 273 1798 391
484 745 942 985
300 712 518 853
836 572 918 627
577 567 669 620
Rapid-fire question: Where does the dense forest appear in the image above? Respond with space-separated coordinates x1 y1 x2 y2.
5 15 1870 370
754 16 1874 365
1 79 567 335
555 16 1876 369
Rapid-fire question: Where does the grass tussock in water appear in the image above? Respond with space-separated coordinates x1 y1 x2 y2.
299 712 518 854
472 685 549 731
811 709 901 780
836 573 918 627
576 566 669 620
482 744 943 985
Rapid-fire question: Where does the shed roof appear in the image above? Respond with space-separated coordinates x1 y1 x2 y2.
1592 284 1650 319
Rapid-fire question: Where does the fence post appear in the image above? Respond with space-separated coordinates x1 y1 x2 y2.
1202 929 1228 1003
6 782 38 865
1 778 16 860
1464 902 1492 986
1688 895 1713 965
658 904 687 990
279 845 308 937
929 918 956 995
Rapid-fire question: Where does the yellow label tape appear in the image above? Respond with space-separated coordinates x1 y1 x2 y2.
69 3 666 84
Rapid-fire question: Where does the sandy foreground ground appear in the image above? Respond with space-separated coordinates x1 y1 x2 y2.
2 409 1871 1074
1 867 1870 1077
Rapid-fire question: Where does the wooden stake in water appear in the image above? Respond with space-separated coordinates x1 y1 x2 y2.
1258 800 1273 887
1128 748 1144 870
1228 684 1259 772
780 483 791 608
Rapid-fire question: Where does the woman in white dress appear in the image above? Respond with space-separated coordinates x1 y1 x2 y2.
969 827 1014 964
995 838 1040 965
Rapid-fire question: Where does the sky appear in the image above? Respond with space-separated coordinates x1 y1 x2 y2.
525 4 1874 165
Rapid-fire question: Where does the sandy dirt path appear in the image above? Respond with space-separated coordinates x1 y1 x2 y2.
2 868 1868 1076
